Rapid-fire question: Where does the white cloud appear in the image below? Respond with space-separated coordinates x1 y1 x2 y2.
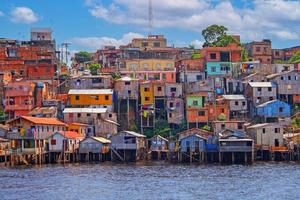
10 7 39 24
190 40 204 49
70 32 144 50
0 11 4 17
86 0 300 42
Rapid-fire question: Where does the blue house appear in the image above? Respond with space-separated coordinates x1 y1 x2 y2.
256 100 291 120
206 62 232 76
179 134 206 163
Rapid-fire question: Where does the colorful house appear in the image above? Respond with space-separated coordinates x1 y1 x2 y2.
255 100 291 122
140 81 154 106
69 75 113 90
68 89 114 110
114 77 139 99
186 93 208 127
47 131 84 153
221 95 247 119
206 62 232 77
245 82 277 106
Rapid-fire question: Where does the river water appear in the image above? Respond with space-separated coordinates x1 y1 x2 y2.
0 162 300 200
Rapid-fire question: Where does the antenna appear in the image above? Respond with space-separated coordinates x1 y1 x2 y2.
148 0 153 35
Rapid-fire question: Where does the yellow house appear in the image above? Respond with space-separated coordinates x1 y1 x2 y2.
68 89 113 106
68 122 89 136
140 81 154 106
124 59 175 71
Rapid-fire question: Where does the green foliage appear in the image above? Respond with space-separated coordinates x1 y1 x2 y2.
89 63 101 75
288 51 300 64
202 25 239 47
191 51 202 59
77 51 91 58
273 59 287 64
111 72 121 80
241 47 249 62
217 113 227 121
129 122 139 132
188 44 195 49
201 125 211 132
291 118 300 128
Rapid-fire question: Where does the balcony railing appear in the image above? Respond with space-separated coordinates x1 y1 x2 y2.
111 143 137 150
219 146 253 152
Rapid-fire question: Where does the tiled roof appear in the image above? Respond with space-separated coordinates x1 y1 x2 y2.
21 116 66 126
55 131 84 139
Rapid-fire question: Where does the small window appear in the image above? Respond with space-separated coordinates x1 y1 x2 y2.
144 87 150 92
235 101 239 106
162 74 166 80
221 124 225 130
75 95 80 101
258 87 262 92
192 100 198 106
210 53 216 59
169 113 172 118
211 67 216 72
128 90 131 95
170 87 176 92
288 76 291 81
95 96 99 100
109 113 112 118
105 95 109 100
145 97 150 101
51 139 56 145
196 75 202 80
125 81 130 85
256 47 261 52
87 113 91 117
238 123 243 130
198 111 205 116
242 101 246 106
275 128 279 133
221 108 225 113
157 87 162 92
268 87 272 92
170 102 174 108
269 97 274 101
262 128 266 134
281 76 284 80
77 113 81 118
279 107 283 112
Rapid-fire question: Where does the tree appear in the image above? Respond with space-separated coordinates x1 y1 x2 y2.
202 25 239 47
241 47 249 62
89 63 101 75
288 51 300 64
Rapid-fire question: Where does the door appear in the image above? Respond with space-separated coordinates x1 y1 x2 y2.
275 139 279 147
186 141 190 152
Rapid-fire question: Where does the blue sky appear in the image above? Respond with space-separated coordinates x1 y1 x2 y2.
0 0 300 52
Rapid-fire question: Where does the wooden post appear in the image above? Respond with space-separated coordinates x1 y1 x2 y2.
219 152 222 163
127 98 130 129
189 151 192 163
232 152 235 164
245 152 247 164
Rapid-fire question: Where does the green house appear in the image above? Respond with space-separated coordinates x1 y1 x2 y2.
206 62 232 76
187 96 205 108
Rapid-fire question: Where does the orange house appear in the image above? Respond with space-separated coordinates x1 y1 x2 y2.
27 63 56 79
204 44 242 63
68 89 114 107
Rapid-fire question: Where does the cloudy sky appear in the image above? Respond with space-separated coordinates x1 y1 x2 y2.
0 0 300 52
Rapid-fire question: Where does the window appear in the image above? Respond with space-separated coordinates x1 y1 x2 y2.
153 42 160 47
258 87 262 92
145 97 150 101
162 74 166 80
210 53 216 59
196 75 202 81
125 81 130 85
51 139 56 145
211 67 216 73
109 114 112 118
47 126 49 132
170 102 174 108
87 113 91 117
198 111 205 116
192 100 198 106
157 87 162 92
269 97 274 101
279 107 283 112
77 113 81 118
238 123 243 130
97 113 101 118
142 42 148 47
242 101 246 106
95 96 99 100
105 95 109 100
275 128 279 133
262 128 266 134
281 76 284 80
256 47 261 52
170 87 176 92
75 95 80 101
268 87 272 92
221 108 225 113
169 113 172 118
288 76 291 81
235 101 239 106
143 63 149 69
144 87 149 92
128 90 131 95
221 124 225 130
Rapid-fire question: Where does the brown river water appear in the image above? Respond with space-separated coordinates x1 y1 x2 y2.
0 162 300 200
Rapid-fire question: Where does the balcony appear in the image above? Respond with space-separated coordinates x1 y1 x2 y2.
5 90 33 97
219 146 253 152
111 143 137 150
5 104 34 111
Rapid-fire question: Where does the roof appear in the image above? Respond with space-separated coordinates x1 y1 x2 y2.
179 134 207 141
256 100 287 108
20 116 66 126
150 135 169 142
68 122 90 127
52 131 84 139
29 106 57 115
222 95 246 100
248 82 275 88
247 123 281 129
68 89 113 95
103 119 120 126
122 131 146 138
63 108 108 114
91 136 111 144
266 70 296 80
116 77 139 81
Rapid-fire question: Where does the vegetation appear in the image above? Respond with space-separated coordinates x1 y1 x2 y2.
201 125 212 132
202 25 239 47
241 47 249 62
111 72 122 80
191 50 202 59
76 51 91 59
288 51 300 64
89 63 101 75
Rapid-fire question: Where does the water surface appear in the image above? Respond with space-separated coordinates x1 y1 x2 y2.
0 162 300 200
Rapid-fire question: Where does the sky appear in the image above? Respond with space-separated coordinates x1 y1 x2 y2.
0 0 300 53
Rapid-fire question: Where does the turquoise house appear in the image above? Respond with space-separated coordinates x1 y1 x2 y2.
186 96 205 109
206 62 232 76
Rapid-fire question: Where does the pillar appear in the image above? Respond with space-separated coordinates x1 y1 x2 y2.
232 152 235 164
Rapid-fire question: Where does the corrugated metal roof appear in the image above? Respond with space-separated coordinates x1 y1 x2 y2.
123 131 146 138
246 123 271 129
20 116 66 126
256 100 282 108
68 89 113 95
117 77 139 81
91 136 111 144
63 108 108 113
248 82 275 88
222 95 246 100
